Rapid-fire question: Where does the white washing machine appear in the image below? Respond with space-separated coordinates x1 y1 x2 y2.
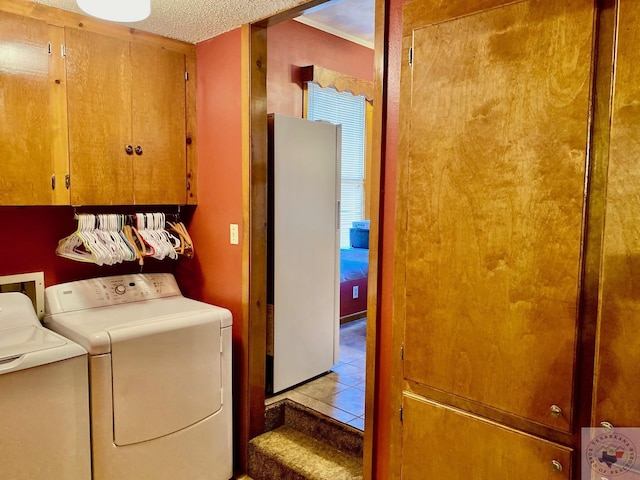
43 273 233 480
0 292 91 480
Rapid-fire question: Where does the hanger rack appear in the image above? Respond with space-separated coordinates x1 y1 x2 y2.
57 211 194 266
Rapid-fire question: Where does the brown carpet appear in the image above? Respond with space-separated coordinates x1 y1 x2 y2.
249 425 363 480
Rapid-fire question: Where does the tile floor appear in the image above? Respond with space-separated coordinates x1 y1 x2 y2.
266 317 367 430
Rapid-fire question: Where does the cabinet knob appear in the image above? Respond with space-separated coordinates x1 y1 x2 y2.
135 145 143 156
550 405 563 418
600 421 614 432
551 460 563 473
125 145 133 155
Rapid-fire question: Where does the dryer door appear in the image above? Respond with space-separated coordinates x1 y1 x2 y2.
109 310 222 446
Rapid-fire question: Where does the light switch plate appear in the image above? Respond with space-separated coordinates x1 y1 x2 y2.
0 272 45 319
230 224 239 245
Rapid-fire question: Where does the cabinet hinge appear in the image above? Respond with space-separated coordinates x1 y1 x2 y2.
401 344 404 361
409 47 413 67
61 44 66 58
65 174 71 189
48 42 52 55
51 174 56 190
185 71 189 81
186 178 191 191
399 406 403 422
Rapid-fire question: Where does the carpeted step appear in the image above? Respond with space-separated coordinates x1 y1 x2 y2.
248 425 363 480
279 400 363 458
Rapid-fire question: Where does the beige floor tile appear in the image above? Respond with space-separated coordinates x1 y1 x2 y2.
331 362 366 386
347 416 365 431
320 387 365 417
294 374 348 399
287 391 358 424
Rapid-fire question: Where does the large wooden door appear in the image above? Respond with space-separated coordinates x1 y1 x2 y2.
394 0 596 469
593 0 640 428
0 12 63 205
131 43 186 205
66 28 133 205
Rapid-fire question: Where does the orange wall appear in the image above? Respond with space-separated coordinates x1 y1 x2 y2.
375 0 407 476
267 20 374 117
178 30 244 320
176 27 245 471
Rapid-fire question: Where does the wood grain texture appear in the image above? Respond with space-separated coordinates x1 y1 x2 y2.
403 0 524 34
186 55 198 204
593 0 640 428
300 65 374 101
404 379 575 446
574 0 616 458
247 23 268 471
401 393 573 479
398 0 595 432
0 11 55 205
363 1 388 477
131 43 186 205
390 29 415 480
66 27 133 205
49 24 71 205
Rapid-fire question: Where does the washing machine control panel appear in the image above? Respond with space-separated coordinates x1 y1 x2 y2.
45 274 182 313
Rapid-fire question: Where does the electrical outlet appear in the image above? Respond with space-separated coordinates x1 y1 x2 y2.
353 285 359 299
230 224 239 245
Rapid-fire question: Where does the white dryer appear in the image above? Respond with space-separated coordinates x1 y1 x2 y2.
43 273 233 480
0 292 91 480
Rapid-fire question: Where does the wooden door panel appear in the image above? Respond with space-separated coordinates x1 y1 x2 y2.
66 28 133 205
131 43 186 205
400 0 594 430
0 11 55 205
594 0 640 427
401 394 572 479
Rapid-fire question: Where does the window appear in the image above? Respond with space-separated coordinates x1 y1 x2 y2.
307 83 366 248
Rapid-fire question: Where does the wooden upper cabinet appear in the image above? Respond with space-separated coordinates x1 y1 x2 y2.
397 0 595 432
65 28 187 205
593 0 640 428
0 11 68 205
66 28 133 205
131 43 186 205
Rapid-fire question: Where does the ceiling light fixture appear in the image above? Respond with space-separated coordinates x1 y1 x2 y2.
76 0 151 22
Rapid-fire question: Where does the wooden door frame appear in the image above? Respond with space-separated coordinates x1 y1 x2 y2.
244 0 389 476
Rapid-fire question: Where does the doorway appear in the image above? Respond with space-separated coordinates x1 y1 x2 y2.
246 0 379 461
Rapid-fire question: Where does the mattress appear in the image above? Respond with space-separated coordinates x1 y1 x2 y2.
340 248 369 282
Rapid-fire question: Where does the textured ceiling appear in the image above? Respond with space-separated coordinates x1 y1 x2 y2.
30 0 374 46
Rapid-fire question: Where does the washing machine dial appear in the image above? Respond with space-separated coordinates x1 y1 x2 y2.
114 285 126 295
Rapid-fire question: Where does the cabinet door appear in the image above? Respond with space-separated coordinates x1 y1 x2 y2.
131 43 187 205
0 12 60 205
594 0 640 427
396 0 595 431
66 28 133 205
401 394 572 479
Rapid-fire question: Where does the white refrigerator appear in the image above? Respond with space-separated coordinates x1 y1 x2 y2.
267 113 341 394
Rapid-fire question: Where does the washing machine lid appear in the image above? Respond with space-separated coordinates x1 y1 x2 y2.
0 291 40 328
0 325 65 358
43 296 232 355
0 293 86 374
110 310 223 446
